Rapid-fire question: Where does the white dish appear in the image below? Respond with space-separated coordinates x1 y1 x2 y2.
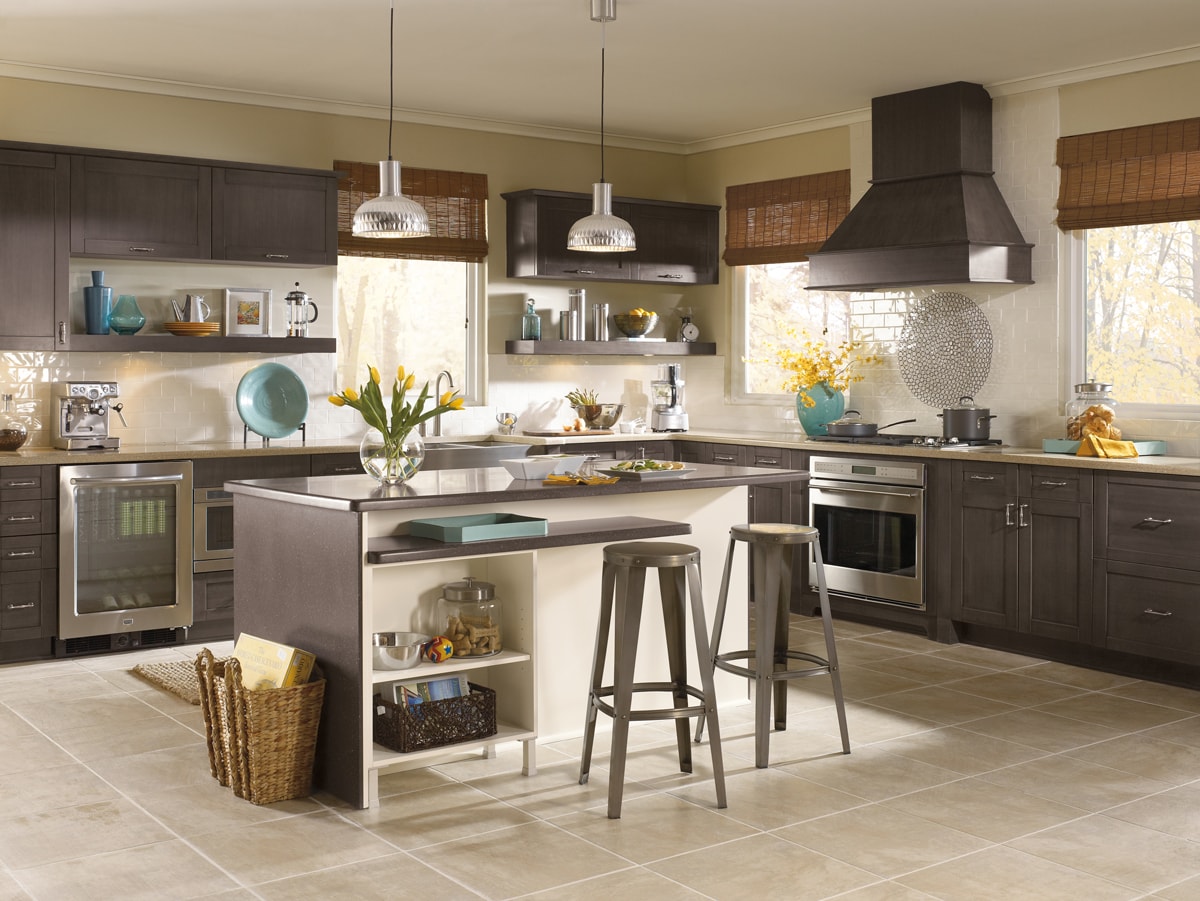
500 454 585 480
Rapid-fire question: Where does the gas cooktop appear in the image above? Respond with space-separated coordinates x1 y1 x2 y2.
810 433 1002 448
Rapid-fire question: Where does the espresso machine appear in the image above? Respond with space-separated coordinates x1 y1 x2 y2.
52 382 126 450
651 363 689 432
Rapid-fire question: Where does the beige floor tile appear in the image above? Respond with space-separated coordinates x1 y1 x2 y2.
776 803 990 878
1105 680 1200 714
187 809 396 885
15 838 238 900
859 654 997 685
0 671 127 705
1008 813 1200 893
949 670 1089 706
345 781 535 850
0 731 74 776
882 776 1088 842
854 630 943 654
827 665 925 700
0 763 119 818
1143 716 1200 749
1106 783 1200 842
860 685 1018 725
88 742 215 795
1064 732 1200 784
1019 660 1140 691
1035 692 1192 732
48 715 204 763
958 705 1125 752
651 832 879 900
553 792 757 863
823 640 917 666
132 780 322 837
779 745 963 801
466 758 655 820
717 717 851 766
669 766 865 830
0 705 35 739
525 866 708 900
417 820 629 898
4 692 162 734
1158 874 1200 900
832 700 940 744
0 659 83 683
875 725 1046 775
252 850 480 901
0 799 173 869
979 754 1173 812
897 845 1137 900
375 764 457 797
831 882 939 901
0 869 24 898
930 644 1046 670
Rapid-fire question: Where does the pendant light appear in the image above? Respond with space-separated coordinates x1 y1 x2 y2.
567 0 636 252
352 1 430 239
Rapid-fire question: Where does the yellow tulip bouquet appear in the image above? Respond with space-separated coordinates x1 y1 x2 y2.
329 365 464 482
766 327 879 407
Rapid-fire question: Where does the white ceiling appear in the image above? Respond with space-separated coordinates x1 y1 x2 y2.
3 0 1200 150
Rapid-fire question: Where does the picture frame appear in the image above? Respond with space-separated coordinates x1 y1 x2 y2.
223 288 272 337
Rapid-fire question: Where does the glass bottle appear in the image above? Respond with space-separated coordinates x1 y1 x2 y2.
1066 381 1120 439
521 298 542 340
436 577 502 657
0 394 27 451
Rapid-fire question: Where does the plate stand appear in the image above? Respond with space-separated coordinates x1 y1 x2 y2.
244 422 306 447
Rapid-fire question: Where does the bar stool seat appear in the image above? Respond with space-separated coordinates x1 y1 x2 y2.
698 523 850 768
579 541 726 819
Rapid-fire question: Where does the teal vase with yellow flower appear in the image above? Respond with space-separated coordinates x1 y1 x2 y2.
795 381 845 436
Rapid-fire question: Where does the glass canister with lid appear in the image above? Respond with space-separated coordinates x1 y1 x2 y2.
436 576 502 657
1066 381 1121 440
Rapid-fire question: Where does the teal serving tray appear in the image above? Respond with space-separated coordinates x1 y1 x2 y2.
409 513 549 543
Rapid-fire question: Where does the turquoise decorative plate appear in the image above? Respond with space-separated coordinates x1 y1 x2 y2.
236 363 308 439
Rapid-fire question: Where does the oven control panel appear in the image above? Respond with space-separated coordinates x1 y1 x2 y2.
809 456 925 487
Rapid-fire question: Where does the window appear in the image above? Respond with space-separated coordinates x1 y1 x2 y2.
1056 117 1200 415
1070 221 1200 411
335 161 488 402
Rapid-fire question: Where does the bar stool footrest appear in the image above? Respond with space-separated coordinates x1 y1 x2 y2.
590 683 715 722
713 649 834 682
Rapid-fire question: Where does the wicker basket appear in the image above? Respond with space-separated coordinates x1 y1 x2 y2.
373 682 497 753
195 648 325 805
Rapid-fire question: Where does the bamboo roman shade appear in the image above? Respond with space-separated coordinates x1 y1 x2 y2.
336 161 489 261
723 170 851 266
1055 116 1200 230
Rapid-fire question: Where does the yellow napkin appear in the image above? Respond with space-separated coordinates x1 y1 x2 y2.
1076 436 1139 458
542 474 620 486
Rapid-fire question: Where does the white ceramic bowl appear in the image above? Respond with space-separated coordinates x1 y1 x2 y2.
371 632 430 670
500 454 585 480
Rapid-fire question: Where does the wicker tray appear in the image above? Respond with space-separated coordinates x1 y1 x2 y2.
373 682 497 753
196 648 325 805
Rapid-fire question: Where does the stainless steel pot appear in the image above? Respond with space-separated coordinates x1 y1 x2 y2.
938 396 996 440
823 410 917 438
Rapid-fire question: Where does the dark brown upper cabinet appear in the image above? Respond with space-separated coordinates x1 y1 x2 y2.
212 168 337 266
503 189 719 285
70 155 212 260
0 148 69 350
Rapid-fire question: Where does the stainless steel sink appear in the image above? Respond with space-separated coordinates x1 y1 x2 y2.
423 440 529 470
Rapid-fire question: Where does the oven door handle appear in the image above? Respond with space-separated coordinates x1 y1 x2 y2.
69 474 185 488
811 484 922 500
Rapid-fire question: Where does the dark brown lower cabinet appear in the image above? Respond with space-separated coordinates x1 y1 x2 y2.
189 569 235 642
950 462 1093 643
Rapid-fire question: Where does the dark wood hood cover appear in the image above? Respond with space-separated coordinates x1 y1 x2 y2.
807 82 1034 291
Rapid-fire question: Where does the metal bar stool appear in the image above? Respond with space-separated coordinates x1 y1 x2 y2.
579 541 727 819
697 523 850 768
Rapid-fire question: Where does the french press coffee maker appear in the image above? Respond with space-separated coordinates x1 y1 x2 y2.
284 282 319 338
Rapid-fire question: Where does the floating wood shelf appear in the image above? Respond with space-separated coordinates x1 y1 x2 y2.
504 339 715 356
68 335 336 353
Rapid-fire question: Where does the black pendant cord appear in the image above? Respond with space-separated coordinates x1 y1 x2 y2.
387 2 395 162
599 19 606 184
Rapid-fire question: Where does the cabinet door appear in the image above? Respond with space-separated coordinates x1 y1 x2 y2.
70 156 211 259
311 453 366 477
0 569 55 642
1019 497 1092 642
950 464 1018 628
0 149 68 349
1098 560 1200 666
632 202 718 284
212 168 337 265
746 446 792 525
504 190 634 282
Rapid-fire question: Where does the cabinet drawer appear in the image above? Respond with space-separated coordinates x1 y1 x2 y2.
1103 481 1200 569
1024 467 1091 502
0 500 55 537
193 569 235 622
0 535 54 571
1101 561 1200 665
956 462 1015 496
0 466 51 500
709 446 747 466
0 570 53 635
310 453 364 477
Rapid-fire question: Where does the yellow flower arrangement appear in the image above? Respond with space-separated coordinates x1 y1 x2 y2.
762 328 879 407
329 364 464 439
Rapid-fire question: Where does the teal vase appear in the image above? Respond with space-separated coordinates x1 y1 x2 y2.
795 382 845 436
110 295 146 336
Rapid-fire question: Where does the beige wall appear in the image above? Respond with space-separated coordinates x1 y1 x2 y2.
1058 60 1200 136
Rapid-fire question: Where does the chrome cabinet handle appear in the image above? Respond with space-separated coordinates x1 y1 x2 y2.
1005 503 1015 526
1039 480 1068 488
968 474 996 481
4 480 38 488
1143 608 1173 617
5 514 37 523
656 273 683 279
5 602 34 610
58 321 68 344
562 269 597 275
1018 503 1029 528
1137 517 1174 528
713 454 737 464
264 253 289 260
128 246 156 253
4 549 37 558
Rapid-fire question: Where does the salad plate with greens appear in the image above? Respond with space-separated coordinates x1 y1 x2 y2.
602 459 694 480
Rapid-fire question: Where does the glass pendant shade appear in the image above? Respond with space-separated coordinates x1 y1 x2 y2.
352 160 430 238
567 182 636 252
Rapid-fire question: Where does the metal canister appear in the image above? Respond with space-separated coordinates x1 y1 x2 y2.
591 303 609 341
568 289 586 340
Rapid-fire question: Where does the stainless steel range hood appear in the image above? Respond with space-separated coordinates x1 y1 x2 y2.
807 82 1033 292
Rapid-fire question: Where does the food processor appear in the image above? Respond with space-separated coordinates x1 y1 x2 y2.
651 363 688 432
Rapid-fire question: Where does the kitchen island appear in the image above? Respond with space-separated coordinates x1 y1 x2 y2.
227 461 804 809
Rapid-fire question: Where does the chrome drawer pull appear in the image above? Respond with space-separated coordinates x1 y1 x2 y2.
713 454 737 463
4 549 37 558
968 474 996 481
264 253 289 260
1039 480 1068 487
1143 608 1173 617
4 514 37 523
5 602 35 610
128 246 156 253
1136 517 1174 529
4 480 38 488
656 273 683 279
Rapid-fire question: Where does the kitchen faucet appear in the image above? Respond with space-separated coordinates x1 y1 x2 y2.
432 370 454 437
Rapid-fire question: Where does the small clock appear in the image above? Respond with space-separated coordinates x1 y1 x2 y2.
678 316 699 343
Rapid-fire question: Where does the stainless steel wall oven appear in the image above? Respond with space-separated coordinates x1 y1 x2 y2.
808 456 926 609
58 461 193 649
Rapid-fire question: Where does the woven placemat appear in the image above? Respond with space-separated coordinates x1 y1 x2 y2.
132 659 201 705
